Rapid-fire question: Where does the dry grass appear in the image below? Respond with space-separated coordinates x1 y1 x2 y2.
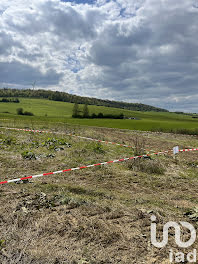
0 121 198 263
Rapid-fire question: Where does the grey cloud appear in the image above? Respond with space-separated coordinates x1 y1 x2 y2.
0 31 22 55
86 0 198 112
0 61 62 86
89 20 151 66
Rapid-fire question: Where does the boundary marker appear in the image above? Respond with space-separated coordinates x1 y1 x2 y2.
0 148 198 185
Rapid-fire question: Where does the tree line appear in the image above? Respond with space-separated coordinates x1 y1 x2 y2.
72 103 124 119
0 98 20 103
0 88 168 112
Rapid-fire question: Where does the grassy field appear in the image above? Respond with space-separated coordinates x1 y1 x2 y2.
0 119 198 263
0 98 197 134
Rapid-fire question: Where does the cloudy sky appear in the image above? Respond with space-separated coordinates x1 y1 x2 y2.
0 0 198 112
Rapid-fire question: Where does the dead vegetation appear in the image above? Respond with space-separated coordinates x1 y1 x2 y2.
0 121 198 263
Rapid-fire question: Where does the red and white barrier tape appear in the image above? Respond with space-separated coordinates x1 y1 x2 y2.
0 127 154 152
0 148 198 185
179 148 198 152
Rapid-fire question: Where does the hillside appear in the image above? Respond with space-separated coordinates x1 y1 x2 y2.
0 88 168 112
0 98 198 134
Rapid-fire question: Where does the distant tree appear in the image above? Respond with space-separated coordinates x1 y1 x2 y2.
98 112 104 118
0 88 169 112
13 98 20 103
72 102 79 118
91 113 97 118
16 108 24 115
83 104 89 118
23 111 34 116
1 98 9 102
120 113 124 119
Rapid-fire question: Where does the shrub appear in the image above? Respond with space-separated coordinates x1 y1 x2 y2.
98 112 104 118
23 111 34 116
91 113 97 118
128 159 165 175
0 239 5 250
132 136 146 156
21 151 36 160
1 98 9 102
3 137 15 145
16 108 24 115
16 108 34 116
93 143 105 154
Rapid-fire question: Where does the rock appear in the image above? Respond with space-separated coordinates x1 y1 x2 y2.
54 147 64 152
40 192 47 198
21 207 28 214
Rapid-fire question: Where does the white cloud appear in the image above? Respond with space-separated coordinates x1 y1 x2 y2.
0 0 197 112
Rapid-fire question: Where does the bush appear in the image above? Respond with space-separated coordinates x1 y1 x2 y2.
16 108 34 116
93 143 105 154
21 151 36 160
1 98 9 102
132 136 146 156
23 111 34 116
72 110 124 119
128 159 165 175
16 108 23 115
0 98 20 103
91 113 97 118
98 112 104 118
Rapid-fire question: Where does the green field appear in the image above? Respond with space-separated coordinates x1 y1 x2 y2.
0 98 197 133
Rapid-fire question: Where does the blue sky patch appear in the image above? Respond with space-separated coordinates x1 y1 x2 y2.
61 0 96 5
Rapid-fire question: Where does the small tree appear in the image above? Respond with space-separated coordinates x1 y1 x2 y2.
120 113 124 119
72 103 79 118
98 112 104 118
91 113 97 118
17 108 24 115
83 104 89 118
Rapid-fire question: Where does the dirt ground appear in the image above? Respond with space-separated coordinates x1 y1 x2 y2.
0 121 198 263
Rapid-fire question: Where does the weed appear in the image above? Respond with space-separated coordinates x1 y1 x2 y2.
0 136 16 146
128 158 165 174
0 239 5 251
42 138 71 149
21 151 37 160
93 143 105 154
185 207 198 221
132 136 146 156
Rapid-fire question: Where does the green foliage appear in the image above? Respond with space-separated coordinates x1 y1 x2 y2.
0 136 16 146
185 207 198 221
16 107 34 116
16 107 24 115
73 106 124 119
0 239 5 250
43 138 71 149
128 159 165 175
72 102 80 118
93 143 105 154
98 112 104 118
0 97 197 134
21 151 37 160
23 111 34 116
83 104 89 118
0 88 168 112
0 98 19 103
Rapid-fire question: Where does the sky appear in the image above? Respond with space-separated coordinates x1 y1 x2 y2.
0 0 198 112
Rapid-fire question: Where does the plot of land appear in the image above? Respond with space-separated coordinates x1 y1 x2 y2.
0 119 198 263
